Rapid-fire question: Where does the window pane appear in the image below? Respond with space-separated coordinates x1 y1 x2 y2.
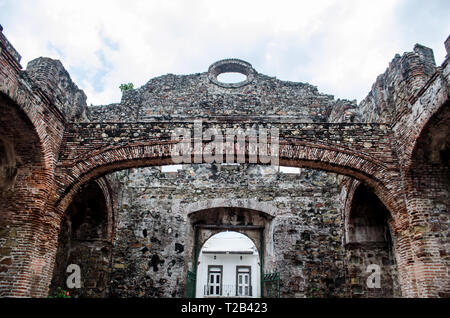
239 275 242 284
210 275 214 284
210 286 213 295
216 286 220 294
216 275 220 283
245 286 249 295
245 275 248 284
239 286 242 295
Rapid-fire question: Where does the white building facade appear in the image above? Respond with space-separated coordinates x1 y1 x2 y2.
195 232 260 298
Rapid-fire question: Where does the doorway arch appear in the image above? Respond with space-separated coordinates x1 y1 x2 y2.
195 231 260 298
185 207 274 298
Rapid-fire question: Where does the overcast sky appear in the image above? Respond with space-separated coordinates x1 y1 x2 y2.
0 0 449 105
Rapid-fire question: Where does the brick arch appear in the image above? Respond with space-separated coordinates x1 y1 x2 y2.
94 177 116 241
342 179 405 248
56 176 116 241
0 93 54 297
401 99 449 298
0 86 57 171
409 99 450 167
342 179 398 240
341 180 401 297
344 182 393 244
0 93 46 167
54 138 405 226
180 199 279 218
404 94 449 169
49 176 114 298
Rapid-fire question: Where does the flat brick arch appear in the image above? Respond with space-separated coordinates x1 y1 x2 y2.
181 199 280 218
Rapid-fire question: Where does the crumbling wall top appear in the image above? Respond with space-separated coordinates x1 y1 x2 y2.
88 59 356 123
0 24 22 68
357 43 441 124
25 57 89 122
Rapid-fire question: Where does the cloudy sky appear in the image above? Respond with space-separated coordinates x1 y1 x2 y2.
0 0 449 105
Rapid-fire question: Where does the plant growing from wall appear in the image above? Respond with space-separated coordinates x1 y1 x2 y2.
47 287 71 298
119 83 134 92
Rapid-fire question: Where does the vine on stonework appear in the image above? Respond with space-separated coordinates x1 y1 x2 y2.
47 287 71 298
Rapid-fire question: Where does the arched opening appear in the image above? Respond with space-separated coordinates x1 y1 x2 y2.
0 94 44 199
49 178 114 298
0 93 49 297
345 183 399 297
53 162 401 298
207 59 254 88
406 99 449 297
195 231 260 298
409 100 450 213
347 184 391 244
186 205 276 298
412 100 450 168
410 100 450 208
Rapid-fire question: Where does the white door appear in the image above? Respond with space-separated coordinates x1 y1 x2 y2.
237 267 251 296
208 267 222 296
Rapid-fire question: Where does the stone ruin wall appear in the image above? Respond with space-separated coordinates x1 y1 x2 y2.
87 59 356 122
107 164 351 298
54 58 396 297
50 162 400 298
46 51 429 298
1 22 448 297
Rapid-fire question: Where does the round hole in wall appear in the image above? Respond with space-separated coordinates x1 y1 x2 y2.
216 72 248 84
208 59 255 88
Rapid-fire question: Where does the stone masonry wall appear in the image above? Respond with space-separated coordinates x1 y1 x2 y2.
88 59 356 123
357 44 437 124
26 57 89 122
49 179 113 298
0 23 447 298
0 26 70 297
102 164 398 298
337 42 449 297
